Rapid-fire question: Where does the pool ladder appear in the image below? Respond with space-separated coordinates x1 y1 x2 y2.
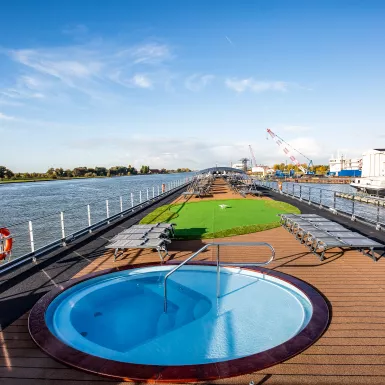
163 242 275 312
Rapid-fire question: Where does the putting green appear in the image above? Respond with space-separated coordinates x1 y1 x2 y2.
140 199 300 239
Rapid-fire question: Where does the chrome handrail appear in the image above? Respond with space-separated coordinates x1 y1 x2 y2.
163 241 275 312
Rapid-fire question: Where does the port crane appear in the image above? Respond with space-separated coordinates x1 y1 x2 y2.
266 128 314 174
249 145 257 167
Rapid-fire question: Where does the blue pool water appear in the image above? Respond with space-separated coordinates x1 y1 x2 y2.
46 265 313 365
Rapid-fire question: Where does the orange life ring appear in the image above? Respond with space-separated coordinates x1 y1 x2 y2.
0 228 12 260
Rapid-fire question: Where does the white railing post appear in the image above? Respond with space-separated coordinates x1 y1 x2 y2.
120 196 123 215
60 212 66 245
153 186 155 198
131 192 134 208
147 188 149 201
106 200 110 221
29 221 35 253
87 204 92 231
376 200 381 230
140 190 142 203
158 186 160 196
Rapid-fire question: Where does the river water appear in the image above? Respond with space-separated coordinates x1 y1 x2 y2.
273 181 385 227
1 177 384 261
0 173 193 259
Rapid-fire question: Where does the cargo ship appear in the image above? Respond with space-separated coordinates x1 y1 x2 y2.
350 149 385 196
329 154 362 177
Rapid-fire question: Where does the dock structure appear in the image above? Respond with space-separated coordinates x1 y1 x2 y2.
1 174 385 384
336 192 385 206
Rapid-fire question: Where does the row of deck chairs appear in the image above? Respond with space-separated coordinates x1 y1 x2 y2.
105 222 175 262
227 176 248 195
280 213 383 261
181 175 214 199
241 181 264 198
227 178 263 198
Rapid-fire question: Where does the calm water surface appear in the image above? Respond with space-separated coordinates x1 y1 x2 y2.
0 173 192 258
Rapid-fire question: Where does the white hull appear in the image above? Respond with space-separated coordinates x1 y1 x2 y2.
351 177 385 197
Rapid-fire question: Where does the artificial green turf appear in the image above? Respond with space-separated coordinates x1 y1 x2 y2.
140 199 300 239
139 205 179 224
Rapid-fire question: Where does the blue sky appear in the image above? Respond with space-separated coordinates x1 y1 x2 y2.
1 0 384 172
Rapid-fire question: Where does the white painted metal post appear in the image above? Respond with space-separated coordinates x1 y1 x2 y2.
158 186 160 196
377 200 381 230
60 212 66 245
120 196 123 213
153 186 155 198
29 221 35 253
140 191 142 203
87 204 92 230
131 192 134 208
106 200 109 219
351 195 356 221
147 188 149 201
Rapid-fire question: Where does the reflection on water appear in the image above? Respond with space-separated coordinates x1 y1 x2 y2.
0 173 192 259
281 182 385 226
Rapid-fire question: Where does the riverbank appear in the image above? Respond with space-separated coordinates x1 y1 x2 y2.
268 177 353 184
0 173 187 185
0 176 111 184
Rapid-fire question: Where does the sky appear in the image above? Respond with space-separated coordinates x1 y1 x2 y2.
1 0 385 172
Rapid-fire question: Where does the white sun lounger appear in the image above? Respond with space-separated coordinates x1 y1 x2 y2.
106 238 169 262
312 235 383 261
280 213 383 261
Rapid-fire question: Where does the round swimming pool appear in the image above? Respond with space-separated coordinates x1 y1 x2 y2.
29 262 329 382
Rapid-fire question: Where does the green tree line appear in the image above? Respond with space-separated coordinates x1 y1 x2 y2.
0 165 192 181
273 163 329 174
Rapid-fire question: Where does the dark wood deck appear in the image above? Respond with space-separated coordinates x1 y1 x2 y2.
2 227 385 384
2 179 385 384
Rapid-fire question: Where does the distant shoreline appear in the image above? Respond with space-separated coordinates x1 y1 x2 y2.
0 173 189 185
0 176 107 185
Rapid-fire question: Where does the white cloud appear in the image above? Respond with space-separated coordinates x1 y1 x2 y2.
225 78 288 93
2 41 173 101
66 135 256 169
9 49 102 82
130 43 172 64
0 40 172 99
0 112 15 120
286 137 322 157
130 74 152 88
185 74 214 92
282 125 311 133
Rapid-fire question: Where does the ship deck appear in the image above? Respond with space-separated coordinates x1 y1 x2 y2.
2 179 385 384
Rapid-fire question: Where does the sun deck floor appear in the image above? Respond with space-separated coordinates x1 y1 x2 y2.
2 179 385 384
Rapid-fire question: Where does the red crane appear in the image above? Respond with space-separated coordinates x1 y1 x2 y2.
266 128 313 174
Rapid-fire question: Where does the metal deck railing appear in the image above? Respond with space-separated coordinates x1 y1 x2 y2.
163 241 275 312
254 180 385 230
0 178 192 275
